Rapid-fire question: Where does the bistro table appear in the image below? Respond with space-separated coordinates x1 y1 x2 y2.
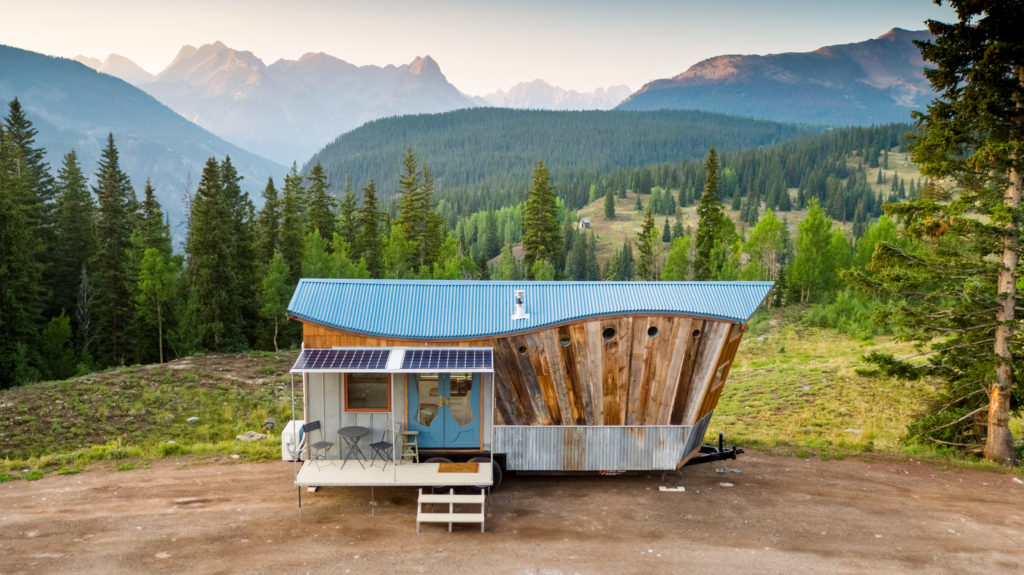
338 426 369 469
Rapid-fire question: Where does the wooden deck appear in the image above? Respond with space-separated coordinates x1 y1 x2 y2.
294 460 493 487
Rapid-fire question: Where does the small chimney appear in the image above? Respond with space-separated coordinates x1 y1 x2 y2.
512 289 529 320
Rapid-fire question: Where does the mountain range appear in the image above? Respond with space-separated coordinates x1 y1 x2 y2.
617 28 934 126
87 43 479 164
480 80 631 110
0 44 284 246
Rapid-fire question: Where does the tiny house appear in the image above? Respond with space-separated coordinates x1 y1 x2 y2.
287 279 771 489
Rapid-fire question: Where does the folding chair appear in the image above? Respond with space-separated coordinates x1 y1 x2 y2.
301 421 333 469
369 421 400 471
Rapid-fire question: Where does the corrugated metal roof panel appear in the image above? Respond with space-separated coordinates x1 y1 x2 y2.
287 280 773 340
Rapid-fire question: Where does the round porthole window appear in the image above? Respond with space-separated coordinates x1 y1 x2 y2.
602 327 616 339
518 345 528 354
647 326 659 337
559 337 571 347
692 329 701 338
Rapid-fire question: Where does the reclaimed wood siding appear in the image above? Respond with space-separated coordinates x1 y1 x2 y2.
300 314 741 427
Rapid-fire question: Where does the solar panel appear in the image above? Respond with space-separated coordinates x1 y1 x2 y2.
401 348 493 371
292 348 390 371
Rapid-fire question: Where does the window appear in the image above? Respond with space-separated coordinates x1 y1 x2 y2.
345 373 390 411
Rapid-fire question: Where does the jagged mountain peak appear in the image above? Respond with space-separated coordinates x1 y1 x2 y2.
408 55 442 77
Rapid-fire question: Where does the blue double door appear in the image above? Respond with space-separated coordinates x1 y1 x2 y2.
408 373 481 449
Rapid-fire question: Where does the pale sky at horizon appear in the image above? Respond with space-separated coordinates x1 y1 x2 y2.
1 0 956 95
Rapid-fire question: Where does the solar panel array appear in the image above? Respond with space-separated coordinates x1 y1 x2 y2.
401 348 493 371
292 348 391 371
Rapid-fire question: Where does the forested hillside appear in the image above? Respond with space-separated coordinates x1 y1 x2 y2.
305 108 816 208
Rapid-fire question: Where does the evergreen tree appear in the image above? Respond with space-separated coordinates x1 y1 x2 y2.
584 231 600 280
184 157 254 351
91 134 137 366
671 220 685 241
662 218 672 243
522 161 561 276
305 161 335 243
301 230 334 278
279 164 306 283
254 177 280 266
492 244 521 280
129 180 174 363
695 146 728 280
337 176 359 249
0 125 45 386
611 241 635 281
52 150 97 330
604 189 616 220
635 207 659 280
867 2 1024 463
357 179 384 278
482 210 501 260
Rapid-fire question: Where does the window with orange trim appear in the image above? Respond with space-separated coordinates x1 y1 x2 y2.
345 373 390 412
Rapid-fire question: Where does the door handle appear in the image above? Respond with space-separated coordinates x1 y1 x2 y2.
439 397 444 407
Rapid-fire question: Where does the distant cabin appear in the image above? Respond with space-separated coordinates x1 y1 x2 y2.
577 217 591 229
286 280 771 488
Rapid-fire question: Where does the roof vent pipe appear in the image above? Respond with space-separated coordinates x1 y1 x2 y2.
512 289 529 320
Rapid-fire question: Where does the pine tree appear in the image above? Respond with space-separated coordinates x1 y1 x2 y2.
634 207 659 280
358 179 384 278
91 134 137 366
0 125 45 386
695 146 726 280
612 241 635 281
279 164 306 283
662 218 672 243
337 176 359 250
671 220 685 241
482 210 501 260
254 177 280 266
52 150 97 330
866 2 1024 464
522 161 561 276
604 189 616 220
305 161 335 243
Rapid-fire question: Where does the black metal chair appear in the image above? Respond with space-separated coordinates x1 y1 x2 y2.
301 421 334 469
369 422 399 471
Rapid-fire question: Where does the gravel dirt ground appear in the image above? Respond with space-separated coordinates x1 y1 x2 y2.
2 451 1023 575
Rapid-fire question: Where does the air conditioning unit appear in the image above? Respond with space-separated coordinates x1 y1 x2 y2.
281 420 306 461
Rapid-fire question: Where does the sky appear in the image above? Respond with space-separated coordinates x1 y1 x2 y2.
0 0 956 96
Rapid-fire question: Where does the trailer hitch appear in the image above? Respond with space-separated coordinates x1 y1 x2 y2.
683 432 743 467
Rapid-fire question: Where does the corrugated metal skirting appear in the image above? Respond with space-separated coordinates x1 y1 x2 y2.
493 425 693 471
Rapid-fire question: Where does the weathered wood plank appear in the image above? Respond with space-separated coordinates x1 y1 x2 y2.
654 317 691 424
625 317 653 425
584 321 604 425
670 321 705 425
601 321 624 425
557 325 587 424
541 329 575 424
679 321 731 425
490 338 530 425
512 334 554 425
567 323 595 425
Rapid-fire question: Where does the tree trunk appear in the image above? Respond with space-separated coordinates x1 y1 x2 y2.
157 302 164 364
273 317 279 353
986 162 1021 465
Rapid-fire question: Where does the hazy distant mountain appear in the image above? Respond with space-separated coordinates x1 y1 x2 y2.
618 28 934 126
482 80 631 110
0 44 284 246
135 42 479 164
74 53 154 85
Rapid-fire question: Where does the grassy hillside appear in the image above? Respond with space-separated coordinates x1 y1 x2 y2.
0 353 298 479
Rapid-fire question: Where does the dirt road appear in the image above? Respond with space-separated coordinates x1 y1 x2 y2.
2 452 1022 575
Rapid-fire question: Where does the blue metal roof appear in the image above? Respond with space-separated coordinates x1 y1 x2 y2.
287 280 773 340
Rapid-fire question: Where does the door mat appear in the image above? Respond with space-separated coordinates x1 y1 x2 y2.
437 462 479 473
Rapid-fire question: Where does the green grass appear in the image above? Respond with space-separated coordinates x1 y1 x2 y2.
710 308 1024 470
0 351 300 481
